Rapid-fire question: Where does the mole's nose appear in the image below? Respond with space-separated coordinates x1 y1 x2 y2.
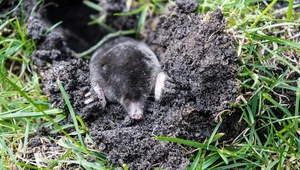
133 114 143 120
124 101 144 120
131 108 143 120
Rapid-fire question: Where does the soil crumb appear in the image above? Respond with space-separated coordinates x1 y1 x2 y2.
19 0 239 169
176 0 199 13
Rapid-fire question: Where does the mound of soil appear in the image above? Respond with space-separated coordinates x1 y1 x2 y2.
2 0 240 169
86 7 239 169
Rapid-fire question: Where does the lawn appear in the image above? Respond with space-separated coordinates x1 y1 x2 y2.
0 0 299 169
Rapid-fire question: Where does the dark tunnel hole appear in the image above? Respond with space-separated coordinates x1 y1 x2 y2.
42 0 108 52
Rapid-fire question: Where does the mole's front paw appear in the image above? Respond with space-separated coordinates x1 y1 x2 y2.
84 84 107 109
155 72 176 101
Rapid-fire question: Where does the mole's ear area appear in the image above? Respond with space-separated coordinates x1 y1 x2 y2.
154 72 175 101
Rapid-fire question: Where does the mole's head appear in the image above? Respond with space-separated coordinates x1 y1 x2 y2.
120 97 145 120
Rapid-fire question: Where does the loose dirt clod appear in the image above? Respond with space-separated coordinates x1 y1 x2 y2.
176 0 199 13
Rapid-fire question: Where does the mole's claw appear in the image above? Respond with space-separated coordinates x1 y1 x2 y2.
85 92 92 98
164 76 176 90
84 97 94 105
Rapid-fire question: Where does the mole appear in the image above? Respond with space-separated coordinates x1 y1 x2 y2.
86 37 168 120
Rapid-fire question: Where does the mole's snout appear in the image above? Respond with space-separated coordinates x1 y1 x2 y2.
125 102 144 120
132 114 143 120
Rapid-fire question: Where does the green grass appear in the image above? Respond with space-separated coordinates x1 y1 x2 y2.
1 0 300 169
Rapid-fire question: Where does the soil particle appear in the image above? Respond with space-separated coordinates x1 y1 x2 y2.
176 0 199 13
26 17 46 40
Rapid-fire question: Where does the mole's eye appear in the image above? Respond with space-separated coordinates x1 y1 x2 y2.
101 64 107 71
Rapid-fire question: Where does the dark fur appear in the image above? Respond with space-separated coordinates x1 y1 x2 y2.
96 45 152 101
89 37 161 119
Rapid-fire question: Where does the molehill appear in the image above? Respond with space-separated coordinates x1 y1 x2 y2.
3 0 241 169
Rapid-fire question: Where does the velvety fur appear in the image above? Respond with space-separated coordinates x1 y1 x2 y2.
89 37 163 119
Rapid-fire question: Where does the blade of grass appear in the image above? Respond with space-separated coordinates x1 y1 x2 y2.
0 109 63 118
50 124 75 134
266 159 279 170
83 0 102 12
18 162 41 169
254 34 300 49
217 149 229 165
43 21 63 35
0 0 22 18
22 118 30 155
89 15 116 32
188 149 201 170
273 3 300 14
247 22 300 33
114 4 147 16
77 115 88 132
78 30 136 57
57 79 85 147
0 18 16 30
250 0 277 28
295 78 300 130
0 71 89 154
0 141 4 167
30 0 43 16
294 78 300 153
286 0 294 21
202 153 220 169
257 42 300 74
0 136 22 169
156 136 217 151
213 163 252 170
263 93 292 118
51 160 104 169
136 5 148 38
207 122 222 149
43 114 66 128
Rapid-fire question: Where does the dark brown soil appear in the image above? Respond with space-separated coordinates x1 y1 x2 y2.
1 0 241 169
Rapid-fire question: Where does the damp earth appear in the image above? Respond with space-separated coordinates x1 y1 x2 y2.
2 0 243 169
